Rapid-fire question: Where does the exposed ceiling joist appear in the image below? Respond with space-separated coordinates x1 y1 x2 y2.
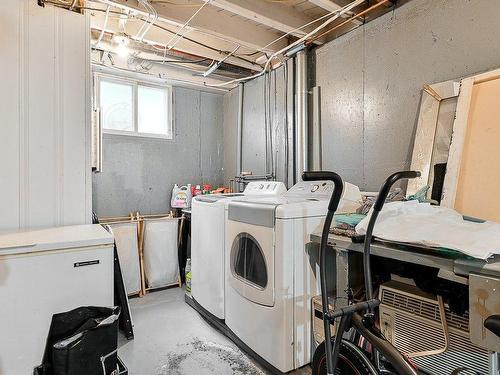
207 0 323 43
307 0 363 26
90 14 262 71
91 45 233 91
91 0 288 53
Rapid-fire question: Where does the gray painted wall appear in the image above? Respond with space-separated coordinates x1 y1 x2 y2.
222 0 500 192
92 87 224 217
223 62 293 187
314 0 500 191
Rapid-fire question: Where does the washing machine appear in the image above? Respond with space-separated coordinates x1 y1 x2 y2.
191 181 287 320
224 180 361 372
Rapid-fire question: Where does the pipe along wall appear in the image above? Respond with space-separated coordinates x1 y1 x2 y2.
224 0 500 191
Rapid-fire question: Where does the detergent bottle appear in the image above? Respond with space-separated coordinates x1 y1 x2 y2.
171 184 192 208
185 258 192 294
193 185 203 197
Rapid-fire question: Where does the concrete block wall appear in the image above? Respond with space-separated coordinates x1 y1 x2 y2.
222 0 500 192
92 87 224 217
314 0 500 191
223 63 293 188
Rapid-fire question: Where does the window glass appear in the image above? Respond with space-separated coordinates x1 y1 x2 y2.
138 85 170 137
232 233 267 289
100 80 134 131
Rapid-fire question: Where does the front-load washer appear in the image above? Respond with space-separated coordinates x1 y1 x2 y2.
224 180 361 372
191 181 287 320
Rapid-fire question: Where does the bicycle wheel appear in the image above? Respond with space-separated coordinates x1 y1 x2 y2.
312 339 378 375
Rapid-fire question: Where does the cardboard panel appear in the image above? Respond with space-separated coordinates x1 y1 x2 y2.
454 77 500 222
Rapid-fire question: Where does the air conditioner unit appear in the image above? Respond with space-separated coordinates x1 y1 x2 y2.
379 281 491 375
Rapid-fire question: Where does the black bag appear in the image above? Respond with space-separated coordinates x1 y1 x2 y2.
34 306 121 375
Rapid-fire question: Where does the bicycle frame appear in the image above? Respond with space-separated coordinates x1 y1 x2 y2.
304 170 420 375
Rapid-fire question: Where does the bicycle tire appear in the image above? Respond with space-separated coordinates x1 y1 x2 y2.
312 339 379 375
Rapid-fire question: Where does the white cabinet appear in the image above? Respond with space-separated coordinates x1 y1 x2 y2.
0 225 114 375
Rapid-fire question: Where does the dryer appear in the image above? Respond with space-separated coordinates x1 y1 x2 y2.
224 180 361 372
191 181 286 320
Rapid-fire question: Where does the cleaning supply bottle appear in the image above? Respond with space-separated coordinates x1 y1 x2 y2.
171 184 192 208
193 185 203 197
185 258 192 294
203 184 212 194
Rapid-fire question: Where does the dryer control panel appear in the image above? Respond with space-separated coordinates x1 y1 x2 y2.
285 181 335 197
244 181 287 196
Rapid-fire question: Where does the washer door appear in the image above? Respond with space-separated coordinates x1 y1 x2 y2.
228 227 274 307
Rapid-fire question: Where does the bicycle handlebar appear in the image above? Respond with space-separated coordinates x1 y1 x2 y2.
373 171 421 211
302 171 344 212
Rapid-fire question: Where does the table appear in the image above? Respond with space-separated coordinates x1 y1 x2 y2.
309 231 500 373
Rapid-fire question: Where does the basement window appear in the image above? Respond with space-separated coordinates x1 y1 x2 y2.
97 75 173 139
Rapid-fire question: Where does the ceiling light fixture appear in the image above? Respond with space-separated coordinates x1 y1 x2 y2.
113 33 130 58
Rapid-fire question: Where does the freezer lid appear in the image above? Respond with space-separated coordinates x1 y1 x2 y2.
0 224 114 256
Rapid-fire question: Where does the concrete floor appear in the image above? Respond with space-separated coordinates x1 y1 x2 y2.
118 288 311 375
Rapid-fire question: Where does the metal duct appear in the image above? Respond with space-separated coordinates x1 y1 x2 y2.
236 83 244 192
295 50 309 182
311 86 322 170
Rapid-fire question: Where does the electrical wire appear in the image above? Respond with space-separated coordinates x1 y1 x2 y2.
136 0 158 41
132 56 211 64
205 0 365 87
236 1 362 57
150 0 201 6
93 5 110 48
63 0 258 68
81 2 258 69
163 0 211 53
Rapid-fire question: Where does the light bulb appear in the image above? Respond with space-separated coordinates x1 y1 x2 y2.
117 42 129 58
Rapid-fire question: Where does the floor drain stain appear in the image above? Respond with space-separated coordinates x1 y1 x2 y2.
158 337 267 375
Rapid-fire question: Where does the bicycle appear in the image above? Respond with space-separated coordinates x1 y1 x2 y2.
303 170 421 375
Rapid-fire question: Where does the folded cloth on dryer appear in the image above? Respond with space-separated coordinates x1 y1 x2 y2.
355 200 500 260
334 213 366 229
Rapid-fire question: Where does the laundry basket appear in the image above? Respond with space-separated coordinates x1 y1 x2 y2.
143 217 180 290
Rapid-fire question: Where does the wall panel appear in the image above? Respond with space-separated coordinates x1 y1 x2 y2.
0 0 91 230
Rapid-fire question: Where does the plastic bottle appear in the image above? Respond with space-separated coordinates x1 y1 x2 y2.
171 184 192 208
203 184 212 194
193 185 203 196
185 258 192 294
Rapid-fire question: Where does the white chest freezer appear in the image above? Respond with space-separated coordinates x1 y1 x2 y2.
0 224 115 374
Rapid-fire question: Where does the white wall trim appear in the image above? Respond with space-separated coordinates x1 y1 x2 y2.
85 10 93 224
18 0 29 229
54 8 64 226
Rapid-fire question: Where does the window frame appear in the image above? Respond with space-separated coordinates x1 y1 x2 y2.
95 73 174 140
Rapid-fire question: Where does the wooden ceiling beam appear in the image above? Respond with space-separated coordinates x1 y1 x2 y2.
90 0 288 53
307 0 363 26
90 13 263 71
206 0 322 41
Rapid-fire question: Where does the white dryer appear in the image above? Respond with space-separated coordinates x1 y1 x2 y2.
191 181 287 320
224 180 361 373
